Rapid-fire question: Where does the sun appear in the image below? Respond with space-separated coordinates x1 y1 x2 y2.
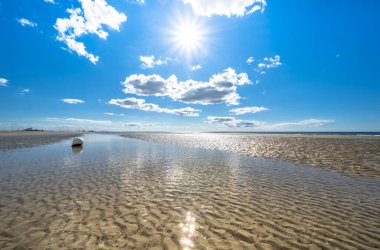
166 13 208 60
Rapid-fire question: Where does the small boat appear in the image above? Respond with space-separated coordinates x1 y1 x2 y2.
71 137 84 147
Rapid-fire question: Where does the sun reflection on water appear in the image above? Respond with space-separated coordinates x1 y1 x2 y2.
180 211 196 249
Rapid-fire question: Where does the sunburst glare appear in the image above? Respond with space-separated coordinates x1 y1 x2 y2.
166 12 209 61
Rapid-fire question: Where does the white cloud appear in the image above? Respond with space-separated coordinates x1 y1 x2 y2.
17 18 37 27
182 0 266 17
108 97 200 116
246 56 254 65
0 78 8 87
190 64 202 71
104 112 125 116
122 68 251 105
44 0 55 4
258 55 282 69
230 106 269 115
207 116 264 128
47 117 112 125
124 122 152 127
20 88 31 94
54 0 127 64
271 119 335 128
62 98 85 104
139 55 173 69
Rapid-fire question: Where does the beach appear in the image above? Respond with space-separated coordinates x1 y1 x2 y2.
0 131 83 152
0 133 379 249
122 133 380 179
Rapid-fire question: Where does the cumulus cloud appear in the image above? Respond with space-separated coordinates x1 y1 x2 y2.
258 55 282 69
108 97 200 116
122 68 251 105
47 117 112 125
54 0 127 64
104 112 125 116
230 106 269 115
17 18 37 27
190 64 202 71
44 0 55 4
246 56 254 65
207 116 264 128
0 78 8 87
182 0 266 17
62 98 85 104
139 55 173 69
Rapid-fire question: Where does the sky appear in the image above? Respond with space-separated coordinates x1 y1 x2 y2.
0 0 379 132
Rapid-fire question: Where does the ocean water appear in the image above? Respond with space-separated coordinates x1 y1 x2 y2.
0 134 379 249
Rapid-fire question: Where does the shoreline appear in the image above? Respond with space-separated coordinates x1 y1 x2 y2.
122 132 380 179
0 131 84 152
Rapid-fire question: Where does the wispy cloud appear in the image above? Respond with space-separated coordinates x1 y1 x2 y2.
47 117 112 125
54 0 127 64
207 116 264 128
230 106 269 115
108 97 200 116
182 0 266 17
271 119 335 128
246 57 254 65
124 122 152 127
104 112 125 116
140 55 173 69
17 18 37 27
190 64 202 71
207 117 334 129
0 78 8 87
19 88 31 95
43 0 55 4
122 68 251 105
62 98 84 104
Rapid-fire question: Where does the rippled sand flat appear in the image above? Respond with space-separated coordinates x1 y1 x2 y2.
0 131 83 151
0 134 379 249
122 133 380 179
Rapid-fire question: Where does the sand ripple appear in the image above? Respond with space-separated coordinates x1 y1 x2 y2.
122 133 380 179
0 134 379 249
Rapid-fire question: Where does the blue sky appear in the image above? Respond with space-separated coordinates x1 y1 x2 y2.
0 0 379 132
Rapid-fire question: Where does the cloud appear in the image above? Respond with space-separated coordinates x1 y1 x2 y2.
124 122 152 127
207 116 264 128
20 88 31 94
47 117 112 125
0 78 8 87
54 0 127 64
271 119 335 128
246 56 254 65
104 112 125 116
122 68 251 105
190 64 202 71
139 55 173 69
230 106 269 115
44 0 55 4
17 18 37 27
62 98 85 104
258 55 282 69
108 97 200 116
182 0 266 17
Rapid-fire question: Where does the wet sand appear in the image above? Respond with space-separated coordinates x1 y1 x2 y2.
122 133 380 179
0 134 379 249
0 131 83 151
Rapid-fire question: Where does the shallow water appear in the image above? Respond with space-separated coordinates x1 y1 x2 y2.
0 134 379 249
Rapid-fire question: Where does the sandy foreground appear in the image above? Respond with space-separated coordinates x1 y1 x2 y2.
0 134 379 249
0 131 83 151
122 133 380 179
